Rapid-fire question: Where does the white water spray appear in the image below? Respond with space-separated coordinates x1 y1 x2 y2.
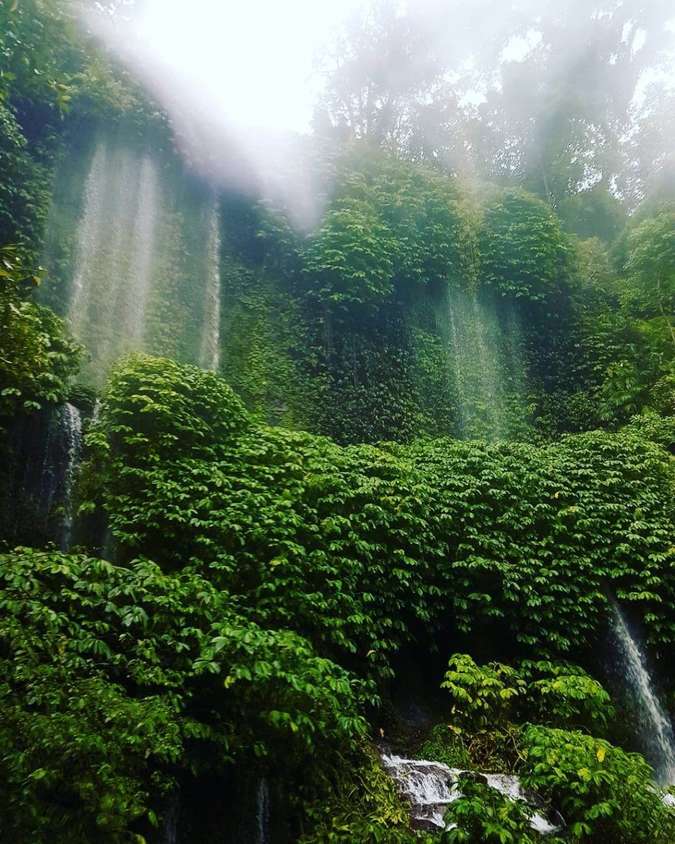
381 754 560 834
49 134 226 382
612 605 675 784
68 141 109 331
199 198 222 372
59 403 83 552
125 155 160 344
255 778 270 844
440 288 528 440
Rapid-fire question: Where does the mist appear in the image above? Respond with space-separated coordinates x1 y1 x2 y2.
3 1 675 839
84 0 369 227
84 0 675 223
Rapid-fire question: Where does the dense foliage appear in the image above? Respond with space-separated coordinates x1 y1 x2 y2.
219 153 673 442
441 655 612 734
0 548 365 842
479 190 568 302
304 156 475 310
0 1 674 842
82 356 674 672
0 245 81 417
521 726 675 843
2 351 672 838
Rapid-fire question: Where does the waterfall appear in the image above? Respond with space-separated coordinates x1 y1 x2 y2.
44 133 228 383
470 294 504 439
255 778 270 844
446 303 467 436
381 754 560 834
67 141 109 332
125 155 160 344
199 198 222 372
13 403 83 547
59 403 83 552
160 794 179 844
439 287 528 440
66 141 148 376
612 605 675 784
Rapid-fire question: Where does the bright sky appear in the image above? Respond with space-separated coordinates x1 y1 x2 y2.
110 0 370 133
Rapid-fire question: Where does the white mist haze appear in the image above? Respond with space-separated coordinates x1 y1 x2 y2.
85 0 675 223
92 0 368 134
84 0 371 226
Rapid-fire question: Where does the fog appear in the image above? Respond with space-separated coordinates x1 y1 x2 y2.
85 0 675 224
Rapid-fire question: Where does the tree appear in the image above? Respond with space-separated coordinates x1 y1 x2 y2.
0 245 81 417
625 210 675 347
479 189 568 301
314 0 453 157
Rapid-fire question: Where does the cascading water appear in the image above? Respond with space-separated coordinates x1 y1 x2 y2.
67 141 109 331
160 795 179 844
199 197 222 372
439 287 528 440
381 754 561 834
10 403 83 547
59 402 83 552
612 605 675 784
255 778 271 844
43 131 226 383
124 155 160 344
64 140 156 377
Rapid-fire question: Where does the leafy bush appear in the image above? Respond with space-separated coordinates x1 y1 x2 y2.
0 103 51 252
82 355 675 679
299 744 422 843
302 153 475 310
521 725 675 843
402 433 674 652
419 724 473 770
440 656 612 737
623 409 675 451
518 661 614 732
0 548 366 842
624 210 675 328
441 654 525 732
443 775 549 844
479 190 569 301
304 191 399 308
0 245 81 417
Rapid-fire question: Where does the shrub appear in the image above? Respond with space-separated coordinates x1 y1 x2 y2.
0 548 366 841
521 725 675 843
441 654 525 732
443 775 550 844
479 190 569 301
82 356 675 678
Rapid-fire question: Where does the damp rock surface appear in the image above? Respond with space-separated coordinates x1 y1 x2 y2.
381 753 562 835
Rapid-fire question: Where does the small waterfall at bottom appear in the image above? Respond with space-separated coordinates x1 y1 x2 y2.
10 402 83 548
381 754 561 835
611 605 675 784
160 794 179 844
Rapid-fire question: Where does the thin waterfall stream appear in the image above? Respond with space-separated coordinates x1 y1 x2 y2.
612 604 675 784
255 778 271 844
44 133 227 383
125 155 160 344
59 403 83 552
14 402 84 548
199 197 223 372
439 287 528 440
67 141 109 332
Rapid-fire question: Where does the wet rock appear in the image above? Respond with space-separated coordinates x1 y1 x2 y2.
381 753 563 835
